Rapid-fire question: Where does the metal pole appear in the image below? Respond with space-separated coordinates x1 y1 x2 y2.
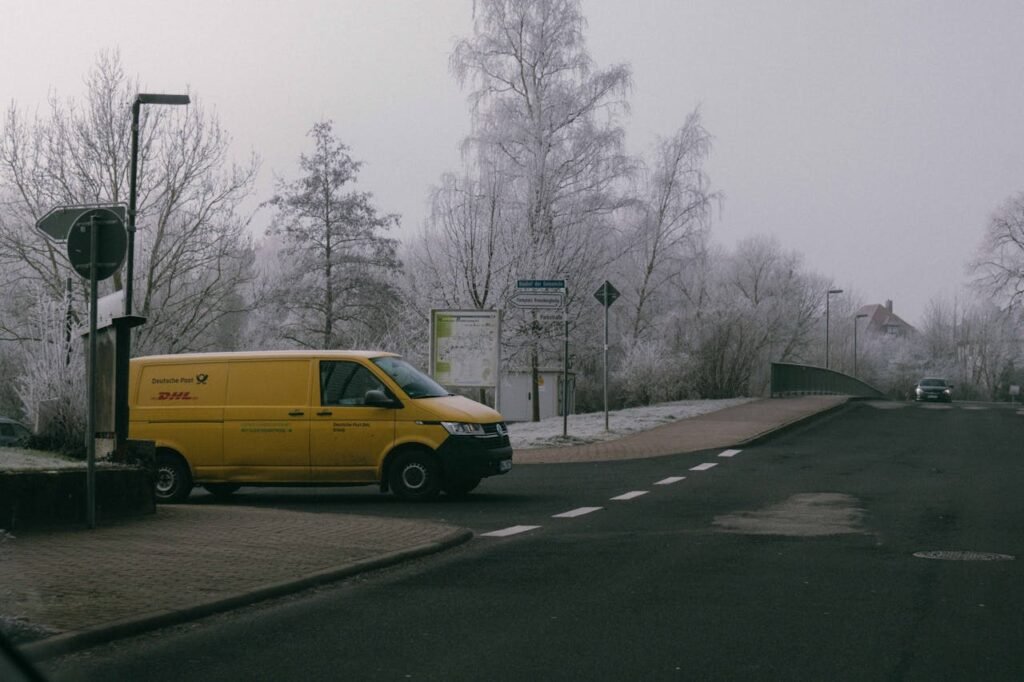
126 100 140 317
86 218 99 529
603 299 609 431
825 294 830 370
853 318 858 376
562 317 569 438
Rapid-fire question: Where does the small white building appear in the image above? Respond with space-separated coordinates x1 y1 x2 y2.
499 370 575 423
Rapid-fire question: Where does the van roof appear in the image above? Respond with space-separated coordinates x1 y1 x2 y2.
131 350 400 363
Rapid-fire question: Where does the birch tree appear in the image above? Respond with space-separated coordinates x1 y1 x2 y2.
448 0 632 417
263 121 400 349
620 108 717 341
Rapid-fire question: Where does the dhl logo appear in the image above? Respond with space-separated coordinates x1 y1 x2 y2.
156 391 198 401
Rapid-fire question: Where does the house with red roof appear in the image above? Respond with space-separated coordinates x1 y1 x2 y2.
855 300 915 337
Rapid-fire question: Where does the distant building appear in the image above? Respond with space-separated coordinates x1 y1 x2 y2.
856 300 915 337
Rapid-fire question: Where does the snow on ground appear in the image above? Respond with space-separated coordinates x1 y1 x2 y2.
507 398 754 450
0 447 99 472
0 398 755 470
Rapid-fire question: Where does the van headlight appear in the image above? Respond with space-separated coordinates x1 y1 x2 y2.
441 421 485 436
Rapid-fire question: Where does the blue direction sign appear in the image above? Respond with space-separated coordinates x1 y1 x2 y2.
516 279 566 290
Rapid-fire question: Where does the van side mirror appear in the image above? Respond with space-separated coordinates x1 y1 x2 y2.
365 389 400 408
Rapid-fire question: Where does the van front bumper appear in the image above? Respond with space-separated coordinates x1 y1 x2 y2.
436 438 513 479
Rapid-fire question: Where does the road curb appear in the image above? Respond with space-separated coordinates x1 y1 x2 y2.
734 397 854 448
23 526 473 661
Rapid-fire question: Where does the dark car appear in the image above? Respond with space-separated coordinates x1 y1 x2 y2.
0 417 31 447
914 377 953 402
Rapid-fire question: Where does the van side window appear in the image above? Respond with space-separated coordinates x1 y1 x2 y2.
320 361 387 407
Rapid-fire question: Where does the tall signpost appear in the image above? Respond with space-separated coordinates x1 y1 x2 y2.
120 94 190 451
513 279 567 428
594 280 620 431
37 205 127 529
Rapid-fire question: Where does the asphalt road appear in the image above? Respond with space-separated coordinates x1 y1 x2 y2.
45 401 1024 681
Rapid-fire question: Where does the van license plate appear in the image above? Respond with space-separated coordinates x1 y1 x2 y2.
499 459 512 473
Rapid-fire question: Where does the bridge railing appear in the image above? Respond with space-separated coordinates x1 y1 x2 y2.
770 362 886 398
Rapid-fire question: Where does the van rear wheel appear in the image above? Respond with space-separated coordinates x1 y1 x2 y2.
389 450 441 501
155 452 193 504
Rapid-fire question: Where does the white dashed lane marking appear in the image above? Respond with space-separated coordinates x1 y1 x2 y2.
611 491 649 501
486 450 747 534
552 507 603 518
481 525 541 537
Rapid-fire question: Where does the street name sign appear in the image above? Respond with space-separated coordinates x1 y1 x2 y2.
516 279 565 290
536 310 566 322
510 292 565 309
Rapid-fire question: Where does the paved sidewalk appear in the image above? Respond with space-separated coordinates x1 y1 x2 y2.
2 395 847 659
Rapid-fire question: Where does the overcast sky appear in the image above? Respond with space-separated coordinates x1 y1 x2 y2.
4 0 1024 325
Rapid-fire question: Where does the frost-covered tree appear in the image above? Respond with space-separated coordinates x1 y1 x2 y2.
263 121 401 349
446 0 633 418
0 50 259 355
619 108 717 341
972 191 1024 306
14 289 86 454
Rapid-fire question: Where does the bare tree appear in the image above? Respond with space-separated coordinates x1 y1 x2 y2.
263 121 401 349
972 191 1024 306
620 108 717 341
449 0 633 417
0 51 259 354
451 0 632 252
410 155 516 311
14 288 86 453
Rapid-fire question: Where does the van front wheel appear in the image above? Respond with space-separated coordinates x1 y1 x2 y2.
389 450 441 501
155 452 193 504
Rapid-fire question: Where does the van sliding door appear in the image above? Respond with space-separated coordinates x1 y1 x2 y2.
222 359 311 482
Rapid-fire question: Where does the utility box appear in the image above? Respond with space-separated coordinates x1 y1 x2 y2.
499 370 575 423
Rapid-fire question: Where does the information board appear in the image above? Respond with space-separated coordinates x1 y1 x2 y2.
429 310 501 388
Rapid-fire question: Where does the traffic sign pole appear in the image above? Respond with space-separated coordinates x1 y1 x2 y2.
593 281 620 431
86 216 99 529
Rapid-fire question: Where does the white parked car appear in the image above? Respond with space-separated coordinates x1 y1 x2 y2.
0 417 31 447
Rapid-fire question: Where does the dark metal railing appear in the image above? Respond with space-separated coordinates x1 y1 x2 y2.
770 362 886 398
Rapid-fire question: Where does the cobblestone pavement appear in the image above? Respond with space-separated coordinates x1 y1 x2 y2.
2 395 846 657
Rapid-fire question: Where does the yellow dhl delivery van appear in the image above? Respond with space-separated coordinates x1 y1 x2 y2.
129 351 513 502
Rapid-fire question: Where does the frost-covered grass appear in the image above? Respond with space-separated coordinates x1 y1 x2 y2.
0 446 97 472
508 397 755 450
0 398 756 469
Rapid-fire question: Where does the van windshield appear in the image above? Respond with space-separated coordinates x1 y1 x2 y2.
371 357 450 398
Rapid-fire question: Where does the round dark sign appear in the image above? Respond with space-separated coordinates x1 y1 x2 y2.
66 208 128 281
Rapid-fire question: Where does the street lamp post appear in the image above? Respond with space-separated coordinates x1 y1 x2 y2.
126 93 190 317
115 93 190 450
825 288 843 369
854 312 868 376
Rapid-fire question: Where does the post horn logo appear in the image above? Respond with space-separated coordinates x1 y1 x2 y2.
196 373 209 385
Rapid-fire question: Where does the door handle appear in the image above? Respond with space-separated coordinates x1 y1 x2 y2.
316 411 332 417
288 411 305 417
